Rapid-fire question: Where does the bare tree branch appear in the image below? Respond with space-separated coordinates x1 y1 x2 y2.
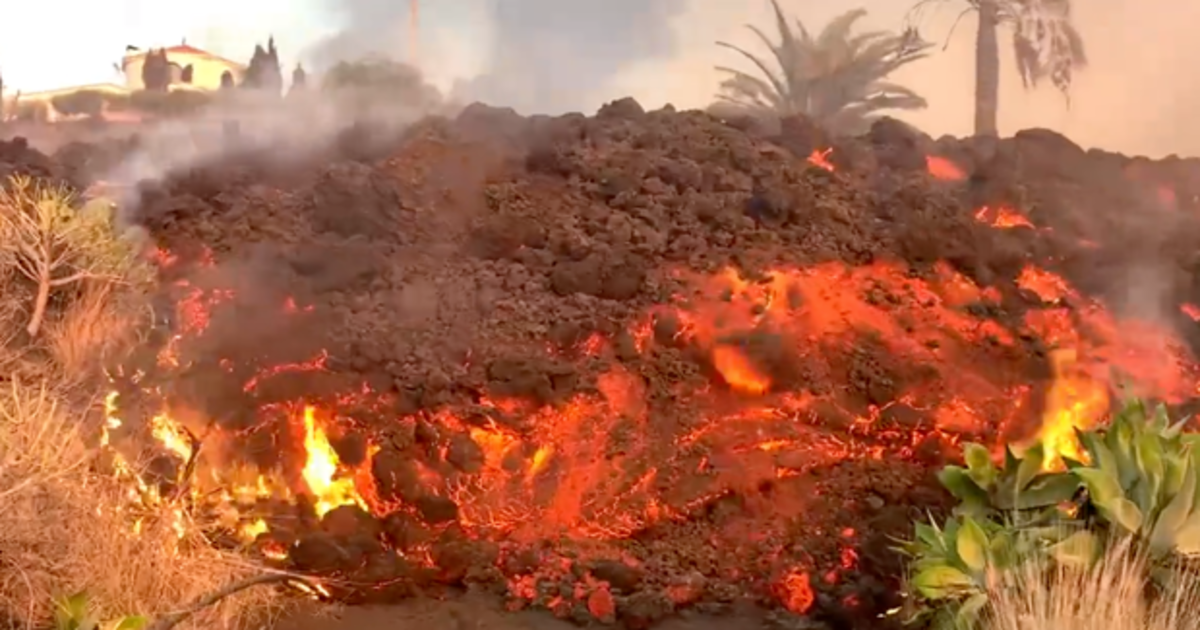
145 574 322 630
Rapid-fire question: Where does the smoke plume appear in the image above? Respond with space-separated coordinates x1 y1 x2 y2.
309 0 688 115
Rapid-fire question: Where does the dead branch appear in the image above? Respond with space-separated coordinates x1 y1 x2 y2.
0 176 134 337
144 573 321 630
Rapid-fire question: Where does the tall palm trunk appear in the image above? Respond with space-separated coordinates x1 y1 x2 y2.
973 0 1001 136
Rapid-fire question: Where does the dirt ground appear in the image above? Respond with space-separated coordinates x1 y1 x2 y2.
273 594 775 630
5 100 1200 628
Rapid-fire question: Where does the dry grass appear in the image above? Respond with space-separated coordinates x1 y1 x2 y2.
984 538 1200 630
0 380 287 629
44 280 145 386
0 178 286 629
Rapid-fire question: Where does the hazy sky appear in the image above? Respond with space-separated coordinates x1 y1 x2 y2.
1 0 1196 157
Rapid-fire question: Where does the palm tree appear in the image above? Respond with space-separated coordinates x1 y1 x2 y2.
712 2 933 135
911 0 1086 136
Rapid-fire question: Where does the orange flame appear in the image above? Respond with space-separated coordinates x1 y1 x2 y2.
1036 349 1109 467
299 406 367 516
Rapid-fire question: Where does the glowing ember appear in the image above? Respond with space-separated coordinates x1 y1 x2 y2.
926 155 965 181
774 569 815 614
1183 303 1200 322
807 148 834 171
975 206 1034 229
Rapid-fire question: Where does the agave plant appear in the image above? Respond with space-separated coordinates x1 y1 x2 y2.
939 441 1081 517
900 441 1092 627
901 511 1100 628
1069 398 1200 556
904 397 1200 627
712 2 933 135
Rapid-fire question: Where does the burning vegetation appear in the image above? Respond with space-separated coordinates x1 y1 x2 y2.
3 97 1200 629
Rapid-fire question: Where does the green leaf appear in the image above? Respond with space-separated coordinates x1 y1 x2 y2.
1150 404 1170 433
1050 529 1099 568
963 442 997 488
1172 510 1200 554
108 616 148 630
1164 454 1186 500
1164 418 1188 440
1075 467 1124 509
914 522 945 553
1004 445 1019 471
956 517 990 573
1078 429 1118 477
1135 432 1165 505
955 592 989 626
1130 477 1158 519
1150 457 1196 553
1008 473 1079 509
938 466 988 504
911 564 975 599
1016 443 1044 491
1062 455 1087 470
1107 497 1145 533
988 529 1014 567
55 591 92 630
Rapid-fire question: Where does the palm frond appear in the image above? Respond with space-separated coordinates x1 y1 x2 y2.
1007 0 1086 94
712 4 929 134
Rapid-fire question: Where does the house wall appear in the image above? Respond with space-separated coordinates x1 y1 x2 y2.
122 52 245 90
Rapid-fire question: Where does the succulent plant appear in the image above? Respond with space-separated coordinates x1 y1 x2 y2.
899 510 1098 628
902 397 1200 628
938 440 1081 518
1070 398 1200 556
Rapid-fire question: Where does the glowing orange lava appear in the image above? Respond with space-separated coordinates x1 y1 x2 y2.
926 155 965 181
808 148 834 171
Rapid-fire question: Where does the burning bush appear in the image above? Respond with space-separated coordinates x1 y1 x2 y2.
0 381 287 629
0 175 311 629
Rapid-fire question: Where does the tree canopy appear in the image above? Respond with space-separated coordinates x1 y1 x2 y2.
712 2 932 134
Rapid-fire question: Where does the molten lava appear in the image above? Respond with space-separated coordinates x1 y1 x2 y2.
926 155 965 181
100 228 1200 618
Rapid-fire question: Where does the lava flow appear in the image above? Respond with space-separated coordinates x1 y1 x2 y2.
98 235 1200 624
86 103 1200 629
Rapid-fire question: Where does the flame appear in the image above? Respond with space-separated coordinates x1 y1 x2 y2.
1036 349 1110 468
298 406 366 517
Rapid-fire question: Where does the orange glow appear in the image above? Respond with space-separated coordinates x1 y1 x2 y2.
808 148 834 171
1182 303 1200 322
975 206 1034 229
926 155 965 181
299 405 367 516
711 344 771 394
774 570 814 613
98 240 1200 614
1035 349 1109 468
